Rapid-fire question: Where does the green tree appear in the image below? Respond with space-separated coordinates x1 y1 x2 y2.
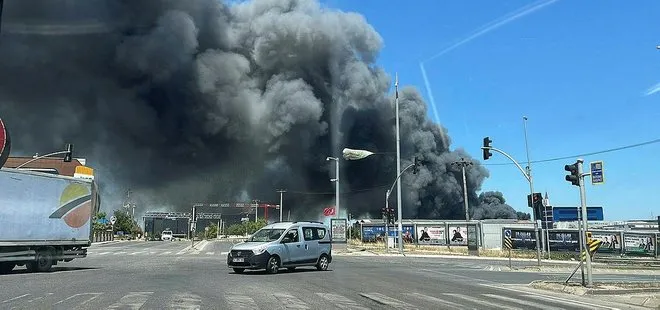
226 224 244 236
225 220 268 236
92 211 109 232
112 210 139 235
205 223 219 239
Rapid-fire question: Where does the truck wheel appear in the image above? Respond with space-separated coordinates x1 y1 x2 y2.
27 250 53 272
0 262 15 274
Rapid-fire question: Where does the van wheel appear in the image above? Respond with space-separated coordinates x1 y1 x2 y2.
316 254 329 271
233 268 245 274
266 256 280 274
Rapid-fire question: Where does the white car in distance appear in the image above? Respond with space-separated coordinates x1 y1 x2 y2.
161 230 173 241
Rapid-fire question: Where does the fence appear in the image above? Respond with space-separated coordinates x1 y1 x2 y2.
92 230 114 243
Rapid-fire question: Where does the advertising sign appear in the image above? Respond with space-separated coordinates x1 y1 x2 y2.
590 231 621 254
506 228 537 250
417 225 446 245
360 225 415 243
623 233 656 256
330 219 347 243
548 231 580 252
448 225 467 246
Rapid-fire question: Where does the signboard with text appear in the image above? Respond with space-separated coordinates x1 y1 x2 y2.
590 161 604 185
330 219 347 243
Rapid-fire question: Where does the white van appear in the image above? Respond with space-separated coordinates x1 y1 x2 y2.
227 221 332 274
161 230 173 241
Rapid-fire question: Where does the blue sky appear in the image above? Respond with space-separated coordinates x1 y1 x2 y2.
321 0 660 221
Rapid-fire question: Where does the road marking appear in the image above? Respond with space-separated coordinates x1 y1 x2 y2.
206 252 215 255
419 268 498 284
272 293 310 309
107 292 153 309
27 293 53 303
479 283 623 310
220 251 229 255
99 252 111 255
444 293 520 310
521 294 621 310
129 251 145 255
224 294 258 310
483 294 561 310
2 294 29 303
53 293 102 306
359 293 417 309
161 251 172 255
316 293 369 310
176 247 191 255
113 251 127 255
169 293 202 310
408 293 463 309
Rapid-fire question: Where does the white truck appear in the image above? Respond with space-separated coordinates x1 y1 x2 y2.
0 167 100 273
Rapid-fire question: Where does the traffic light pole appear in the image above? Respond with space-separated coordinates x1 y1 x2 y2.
481 146 542 266
384 193 389 252
385 162 415 254
577 159 594 287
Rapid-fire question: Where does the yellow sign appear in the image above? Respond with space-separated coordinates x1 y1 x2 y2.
580 239 602 261
503 237 513 250
74 166 94 180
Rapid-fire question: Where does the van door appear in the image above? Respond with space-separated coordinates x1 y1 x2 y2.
301 226 319 263
281 227 306 264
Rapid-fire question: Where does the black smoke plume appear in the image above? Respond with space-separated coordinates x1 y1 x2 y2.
0 0 515 220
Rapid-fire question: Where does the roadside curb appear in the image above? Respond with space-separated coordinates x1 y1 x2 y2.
90 240 125 246
530 280 660 296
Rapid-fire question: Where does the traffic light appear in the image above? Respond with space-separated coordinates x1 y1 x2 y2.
565 162 580 186
482 137 493 160
381 208 387 221
63 143 73 162
388 208 395 224
412 157 420 174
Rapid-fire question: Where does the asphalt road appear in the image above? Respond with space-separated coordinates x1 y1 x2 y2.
0 240 652 309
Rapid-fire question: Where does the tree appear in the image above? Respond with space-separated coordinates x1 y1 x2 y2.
92 211 109 232
112 210 138 235
225 220 268 236
516 211 531 220
205 223 219 239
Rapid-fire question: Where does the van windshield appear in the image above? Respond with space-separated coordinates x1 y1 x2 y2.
248 229 285 242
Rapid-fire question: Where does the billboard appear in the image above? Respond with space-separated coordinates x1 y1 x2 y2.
360 225 415 243
417 225 446 245
331 219 347 243
623 233 656 256
448 225 467 246
590 231 622 254
548 231 580 252
502 228 537 250
0 118 10 168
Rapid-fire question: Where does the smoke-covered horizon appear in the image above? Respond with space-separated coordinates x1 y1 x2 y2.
0 0 518 221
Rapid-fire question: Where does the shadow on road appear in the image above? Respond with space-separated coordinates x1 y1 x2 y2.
1 266 99 276
231 268 333 275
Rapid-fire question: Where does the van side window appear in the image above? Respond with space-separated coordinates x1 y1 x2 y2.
285 229 299 242
302 227 315 241
316 228 326 240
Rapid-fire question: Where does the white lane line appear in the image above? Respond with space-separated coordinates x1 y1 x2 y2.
107 291 153 310
27 293 53 303
224 294 258 310
483 294 562 310
220 251 229 255
169 293 202 310
2 294 30 303
444 293 520 310
408 293 463 310
272 293 310 309
99 252 111 255
316 293 370 310
53 293 102 306
161 251 173 255
359 293 417 309
128 251 145 255
205 252 215 255
113 251 127 255
521 294 621 310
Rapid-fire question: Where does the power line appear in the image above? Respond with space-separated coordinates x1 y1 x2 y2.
483 138 660 166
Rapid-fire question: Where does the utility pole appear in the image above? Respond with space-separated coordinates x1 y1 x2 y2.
277 190 286 222
326 157 340 219
451 158 472 221
394 73 404 254
523 116 543 266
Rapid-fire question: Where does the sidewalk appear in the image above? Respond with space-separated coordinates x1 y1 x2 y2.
531 281 660 309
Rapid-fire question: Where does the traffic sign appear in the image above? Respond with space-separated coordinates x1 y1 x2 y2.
110 216 117 225
552 206 603 222
503 229 513 250
323 207 336 217
590 161 604 185
580 239 602 261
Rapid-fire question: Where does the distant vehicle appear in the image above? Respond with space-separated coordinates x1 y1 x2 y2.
161 230 173 241
0 168 100 273
227 221 332 274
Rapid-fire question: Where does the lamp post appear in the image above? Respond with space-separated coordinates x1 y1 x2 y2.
326 157 340 218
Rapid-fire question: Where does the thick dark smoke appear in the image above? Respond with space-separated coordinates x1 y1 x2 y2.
0 0 511 220
471 191 517 220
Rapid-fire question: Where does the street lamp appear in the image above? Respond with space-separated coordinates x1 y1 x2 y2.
326 156 339 218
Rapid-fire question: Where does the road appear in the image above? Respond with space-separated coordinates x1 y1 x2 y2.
0 240 653 309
